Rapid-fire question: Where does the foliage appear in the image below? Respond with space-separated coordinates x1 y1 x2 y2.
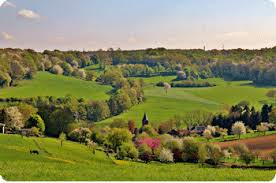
68 127 91 143
117 142 138 160
159 148 174 163
232 121 246 139
107 128 132 152
26 114 45 132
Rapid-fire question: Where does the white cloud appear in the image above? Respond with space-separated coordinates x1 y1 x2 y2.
1 1 16 8
18 9 40 20
268 0 276 7
1 32 14 41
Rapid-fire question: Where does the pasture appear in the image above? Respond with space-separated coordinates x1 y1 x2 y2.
0 134 275 181
100 76 275 126
0 72 112 100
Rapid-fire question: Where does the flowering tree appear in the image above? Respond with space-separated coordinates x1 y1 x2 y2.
137 138 161 152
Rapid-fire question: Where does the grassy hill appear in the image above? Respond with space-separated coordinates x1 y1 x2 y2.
99 77 275 126
0 72 112 100
0 134 275 181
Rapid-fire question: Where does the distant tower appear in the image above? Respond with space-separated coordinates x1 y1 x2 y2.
203 45 206 51
142 113 149 126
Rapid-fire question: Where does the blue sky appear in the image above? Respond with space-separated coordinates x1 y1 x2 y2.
0 0 276 51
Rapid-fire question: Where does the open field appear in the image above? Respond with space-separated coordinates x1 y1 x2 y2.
0 72 112 100
0 134 275 181
99 76 275 126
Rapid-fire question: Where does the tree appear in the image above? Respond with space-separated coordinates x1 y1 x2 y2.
117 142 138 160
59 132 67 147
182 137 200 163
159 148 174 163
270 150 276 164
205 144 224 166
50 65 64 75
138 143 152 163
69 127 91 143
17 104 38 124
128 120 136 134
10 61 26 80
198 144 207 166
86 101 110 122
107 128 132 152
269 108 276 124
26 114 45 132
203 129 213 142
232 121 246 139
256 123 269 136
47 108 75 136
0 72 11 87
87 140 97 155
3 106 24 129
163 82 171 94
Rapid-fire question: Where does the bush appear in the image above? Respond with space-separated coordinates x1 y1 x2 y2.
205 144 224 166
69 127 92 143
26 114 45 132
256 123 269 135
31 127 40 137
159 148 174 163
72 69 86 79
234 144 254 165
142 125 158 137
117 142 138 160
107 128 132 152
182 137 200 163
203 129 213 141
50 65 64 75
163 138 183 162
138 143 152 163
270 150 276 164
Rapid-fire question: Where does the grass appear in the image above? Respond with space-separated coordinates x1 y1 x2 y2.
0 134 276 181
99 77 276 126
0 72 112 100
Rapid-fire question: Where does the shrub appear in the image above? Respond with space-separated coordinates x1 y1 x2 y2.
198 144 207 166
234 144 254 165
138 143 152 163
270 150 276 164
31 127 40 137
256 123 269 135
142 125 158 137
87 140 97 155
107 128 132 152
3 106 24 129
232 121 246 139
69 127 92 143
59 132 67 147
26 114 45 132
205 144 224 166
117 142 138 160
164 138 183 162
159 148 174 163
182 137 200 163
0 72 11 87
203 129 213 141
72 69 86 79
50 65 64 75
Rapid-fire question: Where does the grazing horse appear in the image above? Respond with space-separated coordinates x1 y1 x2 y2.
30 150 39 155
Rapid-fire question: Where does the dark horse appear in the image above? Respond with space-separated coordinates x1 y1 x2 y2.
30 150 39 155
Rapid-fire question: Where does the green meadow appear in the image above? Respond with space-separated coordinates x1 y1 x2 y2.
0 134 275 181
100 76 275 126
0 72 112 100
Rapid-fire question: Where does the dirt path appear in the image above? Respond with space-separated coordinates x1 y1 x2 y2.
215 135 276 157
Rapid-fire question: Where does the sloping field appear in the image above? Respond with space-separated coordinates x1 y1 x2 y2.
0 134 276 181
0 72 112 100
216 135 276 157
